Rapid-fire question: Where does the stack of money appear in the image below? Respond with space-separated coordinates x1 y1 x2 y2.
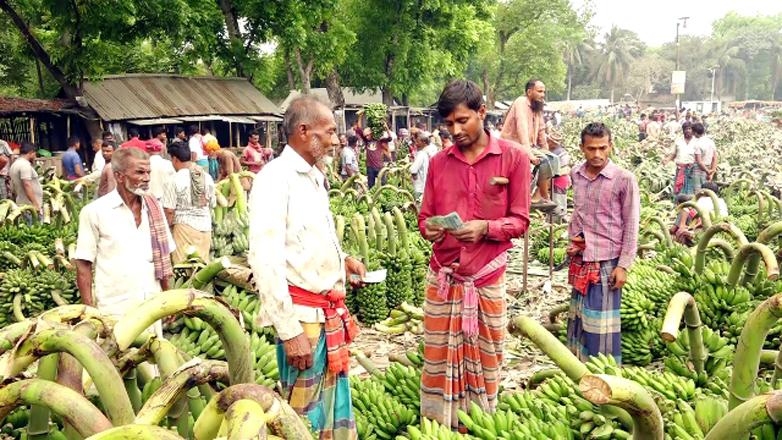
426 212 464 230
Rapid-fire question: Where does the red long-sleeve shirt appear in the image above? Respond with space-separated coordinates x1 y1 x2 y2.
418 132 531 286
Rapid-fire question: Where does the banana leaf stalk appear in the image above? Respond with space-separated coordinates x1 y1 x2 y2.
112 289 253 385
384 212 397 255
124 368 143 413
579 374 664 440
84 424 187 440
694 223 749 274
727 243 779 288
27 354 58 440
228 173 247 216
1 328 135 425
0 379 112 438
705 390 782 440
752 190 766 224
729 293 782 409
660 292 706 374
509 316 589 381
150 338 191 427
224 399 268 439
134 359 229 425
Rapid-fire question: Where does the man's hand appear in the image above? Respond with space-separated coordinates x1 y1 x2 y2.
424 222 446 242
530 155 541 165
450 220 488 243
345 256 366 288
283 333 313 370
609 267 627 290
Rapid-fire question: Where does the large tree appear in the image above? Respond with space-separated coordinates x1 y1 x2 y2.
465 0 583 108
342 0 488 106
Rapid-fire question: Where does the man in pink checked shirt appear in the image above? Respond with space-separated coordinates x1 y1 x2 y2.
566 122 640 365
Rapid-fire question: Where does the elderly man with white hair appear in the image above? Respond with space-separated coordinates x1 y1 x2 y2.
410 130 439 201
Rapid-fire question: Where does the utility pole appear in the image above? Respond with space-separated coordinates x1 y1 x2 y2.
709 66 719 103
675 16 689 117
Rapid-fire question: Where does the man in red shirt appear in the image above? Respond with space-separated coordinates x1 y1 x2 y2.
241 130 274 173
120 128 147 151
418 80 530 430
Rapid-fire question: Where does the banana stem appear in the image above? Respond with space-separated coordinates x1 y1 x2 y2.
509 315 589 381
676 200 713 230
773 348 782 384
761 349 778 366
660 292 706 374
727 242 779 288
729 293 782 409
3 328 134 425
745 221 782 286
548 303 570 323
84 424 187 440
354 214 369 263
644 217 673 247
706 391 782 440
189 257 232 289
27 354 58 439
393 207 410 249
694 188 723 222
134 359 229 425
150 338 190 426
112 289 253 385
384 212 397 255
579 374 664 440
0 379 112 438
124 368 143 413
694 223 749 274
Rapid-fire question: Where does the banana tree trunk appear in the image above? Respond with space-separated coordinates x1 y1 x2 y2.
645 217 673 248
112 289 253 385
579 374 664 440
27 354 58 440
706 391 782 439
694 223 749 274
729 293 782 409
660 292 706 374
2 328 134 425
0 379 112 438
727 243 779 288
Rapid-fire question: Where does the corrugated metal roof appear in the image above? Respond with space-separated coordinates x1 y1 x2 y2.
82 74 281 122
0 96 73 115
279 88 384 111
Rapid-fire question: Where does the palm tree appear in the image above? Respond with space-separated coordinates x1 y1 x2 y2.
592 26 643 103
564 39 593 101
707 38 747 100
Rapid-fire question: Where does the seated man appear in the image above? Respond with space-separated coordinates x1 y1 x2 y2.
671 182 728 245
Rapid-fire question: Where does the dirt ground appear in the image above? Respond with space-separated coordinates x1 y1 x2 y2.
349 238 570 391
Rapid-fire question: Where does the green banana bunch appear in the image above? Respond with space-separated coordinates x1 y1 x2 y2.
351 378 416 440
356 259 389 325
250 331 278 388
619 288 656 332
622 366 696 402
380 362 421 412
404 417 462 440
141 377 162 405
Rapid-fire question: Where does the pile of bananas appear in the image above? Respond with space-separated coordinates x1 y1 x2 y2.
665 326 733 385
664 398 728 440
382 242 413 311
351 378 416 440
620 288 656 331
621 366 697 402
374 302 424 335
212 210 249 258
621 322 660 366
250 331 279 388
355 258 389 325
0 268 77 325
461 397 575 440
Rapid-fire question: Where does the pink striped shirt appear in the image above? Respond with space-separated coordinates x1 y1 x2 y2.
568 160 640 269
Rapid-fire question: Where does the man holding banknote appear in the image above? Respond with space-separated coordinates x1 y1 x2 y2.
418 80 531 430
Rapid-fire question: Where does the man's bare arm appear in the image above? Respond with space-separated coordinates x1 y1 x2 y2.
75 259 94 306
21 180 40 211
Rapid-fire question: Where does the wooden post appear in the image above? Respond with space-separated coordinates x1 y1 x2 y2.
66 115 71 138
235 123 240 148
228 122 233 148
265 122 272 149
29 117 35 144
548 214 554 279
521 231 529 295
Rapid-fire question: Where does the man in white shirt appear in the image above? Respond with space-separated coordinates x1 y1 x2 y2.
146 139 176 201
410 130 437 201
248 95 366 438
340 134 359 179
163 142 215 263
664 122 696 196
692 122 717 190
187 125 208 172
74 148 175 326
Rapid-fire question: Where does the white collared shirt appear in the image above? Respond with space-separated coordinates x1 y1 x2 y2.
248 145 345 340
674 138 695 165
149 155 176 201
74 190 175 317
